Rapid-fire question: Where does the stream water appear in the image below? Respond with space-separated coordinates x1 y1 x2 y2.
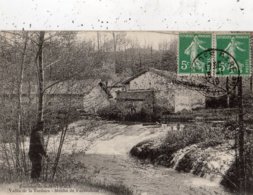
66 120 233 195
0 120 234 195
74 153 231 195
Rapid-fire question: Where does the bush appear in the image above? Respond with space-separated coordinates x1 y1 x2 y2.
163 124 225 150
98 104 171 122
97 104 122 120
153 105 172 120
131 123 226 165
124 108 154 122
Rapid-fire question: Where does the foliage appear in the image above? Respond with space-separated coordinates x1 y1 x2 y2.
221 128 253 193
163 123 225 149
153 105 172 121
98 104 173 122
131 123 226 164
131 120 253 194
97 104 122 120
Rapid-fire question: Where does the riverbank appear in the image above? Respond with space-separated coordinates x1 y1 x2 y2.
130 122 238 192
0 119 233 195
130 137 235 182
60 119 231 195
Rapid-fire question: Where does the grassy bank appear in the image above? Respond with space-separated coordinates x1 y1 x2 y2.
130 120 253 193
57 154 133 195
0 153 133 195
130 123 227 164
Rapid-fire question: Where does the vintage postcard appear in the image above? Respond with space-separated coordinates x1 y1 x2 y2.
1 0 253 195
0 31 253 195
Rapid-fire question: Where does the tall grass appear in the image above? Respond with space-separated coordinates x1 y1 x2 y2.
131 123 227 163
163 123 226 150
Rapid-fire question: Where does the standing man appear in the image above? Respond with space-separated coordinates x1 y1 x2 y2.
28 121 48 180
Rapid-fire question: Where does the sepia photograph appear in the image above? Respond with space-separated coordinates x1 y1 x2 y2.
1 0 253 195
0 31 252 195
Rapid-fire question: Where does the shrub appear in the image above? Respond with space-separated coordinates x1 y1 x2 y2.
153 105 171 120
124 108 154 122
165 123 226 148
222 120 238 140
134 124 225 160
131 123 226 166
97 104 122 120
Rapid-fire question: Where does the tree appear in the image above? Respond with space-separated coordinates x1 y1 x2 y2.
237 77 246 195
36 32 45 125
0 31 109 180
16 31 29 173
27 31 106 179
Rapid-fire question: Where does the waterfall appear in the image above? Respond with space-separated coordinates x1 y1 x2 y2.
169 143 235 183
171 144 198 169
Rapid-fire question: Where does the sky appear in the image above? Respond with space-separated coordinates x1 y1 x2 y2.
77 31 177 50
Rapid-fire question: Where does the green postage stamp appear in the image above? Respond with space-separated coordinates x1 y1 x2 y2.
178 34 212 75
216 34 251 76
178 33 251 76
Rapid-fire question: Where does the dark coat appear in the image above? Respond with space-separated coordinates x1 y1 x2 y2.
28 130 47 159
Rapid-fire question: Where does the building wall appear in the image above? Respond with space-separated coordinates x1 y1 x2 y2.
154 90 175 112
125 71 205 113
0 94 36 106
174 88 205 112
0 83 110 113
45 94 84 110
127 71 175 112
116 90 154 116
83 85 110 113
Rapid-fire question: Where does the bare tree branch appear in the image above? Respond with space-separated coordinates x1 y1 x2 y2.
43 59 61 70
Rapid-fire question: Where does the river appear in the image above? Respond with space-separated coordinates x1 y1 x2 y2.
61 120 232 195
